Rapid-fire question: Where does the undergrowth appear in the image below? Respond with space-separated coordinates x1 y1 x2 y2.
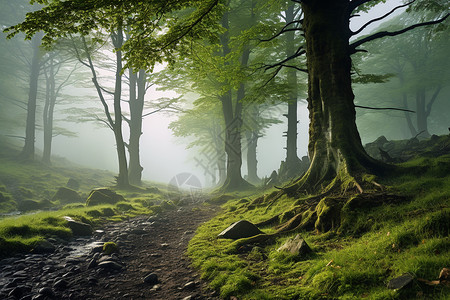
188 154 450 299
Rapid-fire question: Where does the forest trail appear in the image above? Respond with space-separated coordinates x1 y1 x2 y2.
0 203 221 300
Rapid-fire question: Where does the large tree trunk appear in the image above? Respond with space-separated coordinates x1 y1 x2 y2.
111 27 129 188
290 0 386 194
127 69 145 186
20 32 42 161
42 56 56 165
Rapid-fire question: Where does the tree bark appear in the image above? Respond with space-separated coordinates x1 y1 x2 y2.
111 26 129 188
290 0 386 193
245 130 260 184
284 4 303 178
127 69 145 186
20 32 43 161
42 56 56 165
219 10 251 191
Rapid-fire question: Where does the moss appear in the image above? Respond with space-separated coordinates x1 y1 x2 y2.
103 241 118 255
314 197 343 233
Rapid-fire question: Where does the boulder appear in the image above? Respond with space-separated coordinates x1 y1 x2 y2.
86 188 125 206
387 273 414 290
63 216 92 236
52 187 82 204
32 240 56 254
218 220 263 240
277 234 312 257
66 178 80 190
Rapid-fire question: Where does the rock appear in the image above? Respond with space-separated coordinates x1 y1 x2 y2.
181 296 192 300
218 220 263 240
32 240 56 254
143 273 158 285
277 234 312 257
103 242 119 255
98 260 124 271
63 216 92 236
38 287 55 298
53 279 69 290
86 188 125 206
387 273 414 290
66 178 80 190
52 187 82 204
183 281 196 289
8 285 31 299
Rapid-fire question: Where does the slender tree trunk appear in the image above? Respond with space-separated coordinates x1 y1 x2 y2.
20 32 43 161
42 57 56 165
402 93 417 137
291 0 385 193
284 4 302 178
111 26 129 187
245 130 260 184
127 69 145 185
219 10 251 190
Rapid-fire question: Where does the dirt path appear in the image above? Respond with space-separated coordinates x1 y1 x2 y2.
0 204 221 300
85 204 220 300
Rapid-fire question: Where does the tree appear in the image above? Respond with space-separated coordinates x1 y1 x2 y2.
19 31 43 161
278 0 449 195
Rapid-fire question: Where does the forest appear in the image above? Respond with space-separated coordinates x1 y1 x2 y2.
0 0 449 299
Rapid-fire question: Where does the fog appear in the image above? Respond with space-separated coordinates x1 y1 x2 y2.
1 0 448 189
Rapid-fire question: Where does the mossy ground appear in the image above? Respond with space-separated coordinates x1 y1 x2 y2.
0 140 177 258
188 154 450 299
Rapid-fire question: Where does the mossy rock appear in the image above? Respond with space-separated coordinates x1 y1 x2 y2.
52 187 82 204
209 194 234 204
86 188 125 206
17 200 42 212
314 197 344 233
103 242 118 255
115 202 135 211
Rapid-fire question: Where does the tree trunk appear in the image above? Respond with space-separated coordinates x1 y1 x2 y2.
245 130 260 184
127 69 145 186
20 32 42 161
111 27 129 188
42 56 56 165
290 0 386 193
402 93 417 137
284 4 303 178
219 10 251 191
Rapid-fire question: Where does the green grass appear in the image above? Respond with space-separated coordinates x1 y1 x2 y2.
188 155 450 299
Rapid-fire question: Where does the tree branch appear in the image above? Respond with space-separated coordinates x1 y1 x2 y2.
160 0 219 51
265 47 305 70
348 0 373 15
259 20 302 42
355 105 415 113
352 0 416 36
350 13 450 52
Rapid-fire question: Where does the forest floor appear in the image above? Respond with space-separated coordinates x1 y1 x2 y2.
0 201 222 300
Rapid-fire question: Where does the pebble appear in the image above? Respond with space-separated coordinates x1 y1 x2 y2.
143 273 159 285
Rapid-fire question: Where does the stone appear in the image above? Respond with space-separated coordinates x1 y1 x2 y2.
66 178 80 190
53 279 69 290
98 260 124 271
86 188 125 206
218 220 263 240
143 273 158 285
32 240 56 254
38 287 55 298
183 281 196 289
387 273 414 290
52 187 82 204
277 234 312 257
63 216 92 236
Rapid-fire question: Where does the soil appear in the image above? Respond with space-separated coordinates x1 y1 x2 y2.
0 203 222 300
85 204 221 300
